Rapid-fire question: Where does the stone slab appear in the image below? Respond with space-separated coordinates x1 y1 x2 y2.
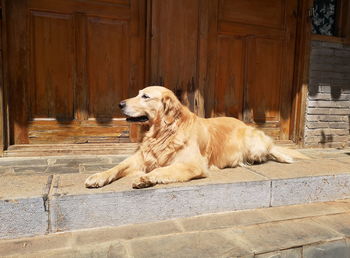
299 148 350 159
178 201 350 232
0 175 50 239
49 170 270 232
2 200 350 257
0 198 48 239
312 213 350 236
302 239 350 258
260 201 350 221
227 218 343 254
271 174 350 206
45 166 80 174
51 167 267 196
80 163 119 173
0 175 50 199
255 248 302 258
128 230 252 258
178 209 271 231
0 158 48 167
250 159 350 179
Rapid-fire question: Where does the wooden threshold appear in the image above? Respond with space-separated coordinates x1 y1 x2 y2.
4 143 139 157
3 139 297 158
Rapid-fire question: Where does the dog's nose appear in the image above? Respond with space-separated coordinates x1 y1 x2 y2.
119 101 126 109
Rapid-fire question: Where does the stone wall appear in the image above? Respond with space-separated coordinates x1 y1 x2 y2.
304 40 350 148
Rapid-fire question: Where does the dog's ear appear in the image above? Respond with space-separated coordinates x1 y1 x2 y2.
162 92 182 125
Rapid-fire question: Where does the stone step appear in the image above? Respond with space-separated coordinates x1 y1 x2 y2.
1 150 350 240
1 200 350 257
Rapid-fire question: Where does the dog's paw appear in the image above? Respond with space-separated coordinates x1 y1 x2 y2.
132 176 156 189
85 173 110 188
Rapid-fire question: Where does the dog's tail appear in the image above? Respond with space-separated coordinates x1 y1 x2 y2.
269 146 311 164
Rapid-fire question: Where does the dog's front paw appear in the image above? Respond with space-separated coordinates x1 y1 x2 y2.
132 176 155 189
85 172 110 188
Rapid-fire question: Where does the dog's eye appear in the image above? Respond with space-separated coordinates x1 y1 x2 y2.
141 94 150 99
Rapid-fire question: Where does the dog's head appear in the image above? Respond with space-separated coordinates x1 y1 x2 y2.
119 86 182 125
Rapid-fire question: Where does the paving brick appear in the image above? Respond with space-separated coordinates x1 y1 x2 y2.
302 239 350 258
312 213 350 236
0 167 13 174
5 242 129 258
260 202 350 222
13 166 47 173
129 230 251 258
227 218 342 254
0 159 47 167
178 209 271 231
46 166 79 174
255 248 302 258
0 232 73 256
251 159 350 179
108 155 128 164
80 163 118 173
53 157 108 166
72 220 182 245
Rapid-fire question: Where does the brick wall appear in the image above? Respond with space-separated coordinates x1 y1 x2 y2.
304 40 350 148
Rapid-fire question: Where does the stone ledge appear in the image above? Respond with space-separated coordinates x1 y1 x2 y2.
1 156 350 239
1 200 350 257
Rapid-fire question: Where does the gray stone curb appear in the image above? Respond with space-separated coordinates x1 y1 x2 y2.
1 172 350 239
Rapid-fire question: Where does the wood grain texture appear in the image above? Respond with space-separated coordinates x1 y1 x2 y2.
28 120 130 144
6 0 29 144
209 0 298 140
5 0 307 146
6 0 146 144
149 0 199 107
29 11 75 119
86 17 128 119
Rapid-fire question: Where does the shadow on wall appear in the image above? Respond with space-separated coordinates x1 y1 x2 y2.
309 83 344 99
319 130 333 147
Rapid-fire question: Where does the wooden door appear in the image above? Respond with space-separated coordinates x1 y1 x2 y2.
6 0 145 144
208 0 298 140
148 0 201 112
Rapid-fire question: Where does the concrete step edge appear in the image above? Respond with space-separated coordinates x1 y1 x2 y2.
1 200 350 257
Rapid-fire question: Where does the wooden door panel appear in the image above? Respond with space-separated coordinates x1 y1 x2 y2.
29 11 75 119
219 0 285 29
209 0 297 140
7 0 145 144
246 37 283 123
150 0 199 92
28 0 130 19
87 17 128 119
214 36 244 119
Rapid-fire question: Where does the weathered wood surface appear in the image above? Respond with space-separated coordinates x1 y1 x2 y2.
5 143 138 157
5 0 304 146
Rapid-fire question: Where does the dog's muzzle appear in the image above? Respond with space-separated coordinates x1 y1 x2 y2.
119 100 149 122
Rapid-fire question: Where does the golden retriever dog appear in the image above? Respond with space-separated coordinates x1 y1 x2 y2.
85 86 303 189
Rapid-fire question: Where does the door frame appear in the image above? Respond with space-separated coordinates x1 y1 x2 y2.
0 0 313 151
289 0 313 146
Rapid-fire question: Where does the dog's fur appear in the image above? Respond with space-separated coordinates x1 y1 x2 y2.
85 86 303 189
